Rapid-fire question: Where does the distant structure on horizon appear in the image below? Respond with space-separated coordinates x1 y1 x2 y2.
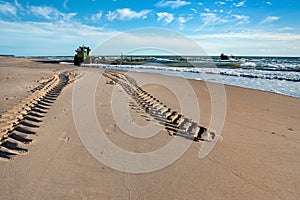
220 53 235 60
0 55 15 57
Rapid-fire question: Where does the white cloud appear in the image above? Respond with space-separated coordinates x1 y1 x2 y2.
191 32 300 41
157 12 174 24
0 1 76 22
191 31 300 56
106 8 151 21
63 0 69 9
14 0 23 10
28 5 77 21
91 11 103 21
177 16 187 24
177 16 192 29
156 12 192 28
233 14 249 24
29 6 54 20
106 11 118 21
265 1 272 5
260 16 280 24
215 1 226 5
200 13 228 26
199 12 250 28
93 28 207 56
279 27 294 31
0 20 117 56
198 2 203 6
1 18 299 57
155 0 191 9
190 8 197 13
118 8 150 20
233 0 246 7
0 2 17 16
204 8 210 12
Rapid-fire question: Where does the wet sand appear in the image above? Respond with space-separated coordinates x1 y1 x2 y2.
0 57 299 199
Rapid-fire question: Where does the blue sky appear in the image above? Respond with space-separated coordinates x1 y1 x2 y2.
0 0 300 56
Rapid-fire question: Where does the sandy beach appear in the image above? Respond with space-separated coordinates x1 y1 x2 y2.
0 57 299 199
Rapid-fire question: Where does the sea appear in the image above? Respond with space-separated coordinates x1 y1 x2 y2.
47 55 300 98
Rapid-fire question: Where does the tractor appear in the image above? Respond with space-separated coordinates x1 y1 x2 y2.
74 45 91 66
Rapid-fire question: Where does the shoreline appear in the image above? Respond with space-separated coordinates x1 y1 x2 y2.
98 66 300 99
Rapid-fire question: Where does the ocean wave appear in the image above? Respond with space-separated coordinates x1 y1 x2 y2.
83 63 300 82
240 62 256 68
208 56 299 71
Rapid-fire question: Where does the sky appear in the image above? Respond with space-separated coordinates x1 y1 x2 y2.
0 0 300 56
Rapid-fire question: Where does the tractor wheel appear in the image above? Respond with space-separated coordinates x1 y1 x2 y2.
74 55 80 66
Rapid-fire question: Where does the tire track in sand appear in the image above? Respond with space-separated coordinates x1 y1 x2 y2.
103 70 215 142
0 71 80 160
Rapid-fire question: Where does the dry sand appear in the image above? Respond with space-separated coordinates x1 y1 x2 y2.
0 57 299 199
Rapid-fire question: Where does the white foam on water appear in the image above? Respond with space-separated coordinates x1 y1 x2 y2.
82 63 300 98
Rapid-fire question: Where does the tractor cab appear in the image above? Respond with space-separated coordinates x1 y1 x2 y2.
74 45 91 65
